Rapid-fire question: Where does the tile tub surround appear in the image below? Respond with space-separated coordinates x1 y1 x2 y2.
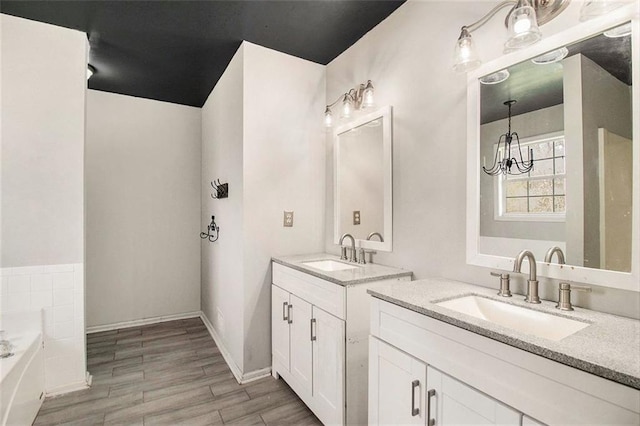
0 264 87 394
272 253 412 286
368 278 640 389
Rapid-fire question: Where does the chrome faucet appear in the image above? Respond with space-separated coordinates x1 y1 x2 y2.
339 233 357 263
544 246 565 264
513 250 540 304
367 232 384 242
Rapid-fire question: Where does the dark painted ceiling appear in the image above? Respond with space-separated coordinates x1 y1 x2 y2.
1 0 405 107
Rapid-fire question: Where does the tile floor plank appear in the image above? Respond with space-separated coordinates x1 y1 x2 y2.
33 318 321 426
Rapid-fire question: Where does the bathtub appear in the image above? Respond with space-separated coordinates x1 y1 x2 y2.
0 312 45 426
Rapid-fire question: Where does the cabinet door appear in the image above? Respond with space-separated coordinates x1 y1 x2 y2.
312 306 345 425
427 366 521 426
289 294 313 398
369 337 428 426
271 285 291 371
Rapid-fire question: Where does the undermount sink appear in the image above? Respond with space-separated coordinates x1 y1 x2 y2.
436 295 590 341
302 259 360 272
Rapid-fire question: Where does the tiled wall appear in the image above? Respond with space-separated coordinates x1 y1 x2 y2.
0 263 87 394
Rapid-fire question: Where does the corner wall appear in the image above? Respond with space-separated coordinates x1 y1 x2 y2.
201 42 325 378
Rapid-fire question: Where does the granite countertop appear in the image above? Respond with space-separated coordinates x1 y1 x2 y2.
272 253 412 286
368 278 640 390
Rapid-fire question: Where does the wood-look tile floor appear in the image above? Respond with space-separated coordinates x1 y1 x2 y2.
34 317 322 426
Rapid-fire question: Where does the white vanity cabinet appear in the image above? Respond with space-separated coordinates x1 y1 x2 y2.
271 260 411 425
369 337 520 426
369 297 640 425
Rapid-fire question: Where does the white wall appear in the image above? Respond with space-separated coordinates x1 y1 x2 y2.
324 0 640 319
85 90 201 328
0 14 87 394
201 46 246 372
201 41 325 377
1 14 85 268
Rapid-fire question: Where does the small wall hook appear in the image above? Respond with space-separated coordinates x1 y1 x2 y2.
210 179 229 199
200 215 220 242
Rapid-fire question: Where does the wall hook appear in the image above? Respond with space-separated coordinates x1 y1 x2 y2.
200 215 220 242
210 179 229 199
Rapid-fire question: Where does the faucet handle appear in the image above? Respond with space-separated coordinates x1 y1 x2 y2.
557 283 591 311
490 272 512 297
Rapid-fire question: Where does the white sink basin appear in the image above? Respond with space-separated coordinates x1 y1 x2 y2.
436 295 590 341
302 260 360 272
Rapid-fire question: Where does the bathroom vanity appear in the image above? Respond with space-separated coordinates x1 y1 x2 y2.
271 254 411 425
368 279 640 425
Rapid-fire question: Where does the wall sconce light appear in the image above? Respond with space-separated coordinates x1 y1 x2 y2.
87 64 96 80
325 80 375 128
483 100 534 176
453 0 570 73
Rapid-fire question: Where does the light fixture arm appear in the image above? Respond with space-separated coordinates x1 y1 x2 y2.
464 0 517 32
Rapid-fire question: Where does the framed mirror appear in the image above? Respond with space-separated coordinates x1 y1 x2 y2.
334 105 392 252
467 8 639 291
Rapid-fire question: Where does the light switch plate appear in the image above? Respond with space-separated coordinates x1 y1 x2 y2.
353 210 361 225
284 211 294 227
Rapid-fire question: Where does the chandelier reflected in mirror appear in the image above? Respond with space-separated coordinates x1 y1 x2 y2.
483 100 534 176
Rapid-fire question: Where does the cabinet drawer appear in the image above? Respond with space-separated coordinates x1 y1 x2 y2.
272 263 346 320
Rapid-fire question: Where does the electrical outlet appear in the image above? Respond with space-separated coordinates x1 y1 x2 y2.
353 210 361 225
284 211 294 227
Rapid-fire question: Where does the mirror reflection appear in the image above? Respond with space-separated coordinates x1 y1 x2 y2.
334 106 392 252
479 24 633 272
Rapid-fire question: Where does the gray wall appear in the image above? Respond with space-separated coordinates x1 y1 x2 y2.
85 90 202 327
324 0 640 319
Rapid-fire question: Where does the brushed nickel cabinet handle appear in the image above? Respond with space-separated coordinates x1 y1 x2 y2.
282 302 289 321
310 318 317 341
287 304 293 324
411 380 420 416
427 388 436 426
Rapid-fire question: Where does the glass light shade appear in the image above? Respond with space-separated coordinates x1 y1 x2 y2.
324 107 333 128
504 1 542 51
479 69 510 85
604 22 632 37
341 94 353 119
453 28 481 73
87 64 95 80
531 47 569 64
362 81 375 108
580 0 624 21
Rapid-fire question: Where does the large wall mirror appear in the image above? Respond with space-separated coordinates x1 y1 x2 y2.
334 106 392 252
467 9 639 291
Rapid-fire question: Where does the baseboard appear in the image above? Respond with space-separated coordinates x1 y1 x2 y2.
45 380 89 397
199 311 272 384
86 311 201 334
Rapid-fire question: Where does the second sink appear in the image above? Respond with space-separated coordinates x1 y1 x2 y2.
436 295 590 341
302 259 360 272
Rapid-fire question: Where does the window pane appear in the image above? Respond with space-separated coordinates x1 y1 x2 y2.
554 178 565 195
555 155 565 174
555 196 566 212
529 179 553 196
530 158 553 177
506 180 527 197
554 139 565 156
530 196 553 213
506 197 528 213
531 141 554 160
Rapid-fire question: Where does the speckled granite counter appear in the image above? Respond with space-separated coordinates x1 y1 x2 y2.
272 253 412 286
368 278 640 390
